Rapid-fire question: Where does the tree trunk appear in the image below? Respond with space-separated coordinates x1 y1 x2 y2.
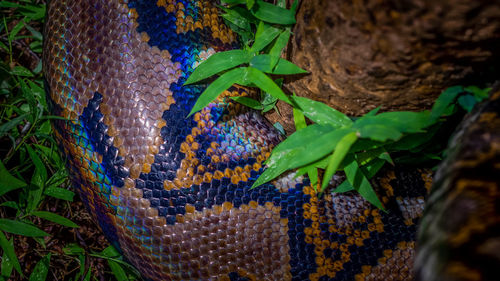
267 0 500 133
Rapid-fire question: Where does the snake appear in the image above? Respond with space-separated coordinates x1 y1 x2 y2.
43 0 500 280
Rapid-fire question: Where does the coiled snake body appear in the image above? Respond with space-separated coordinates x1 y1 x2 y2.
43 1 500 280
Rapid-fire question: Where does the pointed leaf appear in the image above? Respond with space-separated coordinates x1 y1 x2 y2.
0 232 22 276
292 96 352 128
185 50 251 85
10 66 33 77
243 67 291 104
250 22 281 53
293 106 307 131
322 132 358 191
230 96 263 110
43 186 74 202
344 157 385 210
0 161 27 196
358 124 403 142
272 58 308 75
269 29 291 60
31 211 78 228
457 95 477 112
355 111 430 134
333 180 355 193
0 219 49 237
360 158 386 179
28 254 51 281
251 0 296 25
0 113 28 139
188 67 246 116
429 86 463 123
255 127 354 188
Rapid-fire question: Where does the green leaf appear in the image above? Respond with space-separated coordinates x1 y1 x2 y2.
26 145 47 212
343 156 385 210
0 113 28 139
355 111 430 134
293 106 307 131
0 201 19 210
246 0 255 9
92 246 141 279
333 180 355 193
220 8 252 32
0 2 22 8
360 158 386 179
1 250 14 280
429 86 463 124
457 94 477 112
108 260 129 281
365 107 381 117
249 54 274 72
271 124 333 154
464 86 490 101
28 254 51 281
291 0 299 13
8 21 24 42
221 0 246 5
242 67 291 104
250 54 307 75
388 125 439 152
0 161 27 196
31 211 78 228
0 219 49 237
230 96 263 110
99 246 129 281
307 168 318 188
18 4 46 21
251 0 296 25
378 152 393 165
63 244 85 255
43 187 75 202
296 156 330 177
254 127 354 188
355 148 386 166
24 23 42 41
188 67 245 116
269 28 291 66
322 132 358 191
250 22 281 53
358 124 403 142
272 58 308 75
292 96 353 128
273 122 285 136
27 145 47 183
185 49 251 85
10 66 33 77
0 232 22 276
27 80 46 109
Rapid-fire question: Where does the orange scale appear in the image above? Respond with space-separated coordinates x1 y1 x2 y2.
341 252 351 262
203 172 213 183
376 225 385 232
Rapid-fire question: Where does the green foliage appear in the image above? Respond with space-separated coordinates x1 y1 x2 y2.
91 246 142 281
254 86 490 209
186 0 304 117
188 1 492 210
0 1 139 280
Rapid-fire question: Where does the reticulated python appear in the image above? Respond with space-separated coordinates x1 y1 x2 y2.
43 0 500 280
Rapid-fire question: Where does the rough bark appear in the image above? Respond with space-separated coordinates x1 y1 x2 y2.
267 0 500 134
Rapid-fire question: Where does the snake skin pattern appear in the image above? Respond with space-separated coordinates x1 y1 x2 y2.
415 88 500 281
44 1 434 280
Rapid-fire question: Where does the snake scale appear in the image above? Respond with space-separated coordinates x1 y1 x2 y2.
43 0 500 280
